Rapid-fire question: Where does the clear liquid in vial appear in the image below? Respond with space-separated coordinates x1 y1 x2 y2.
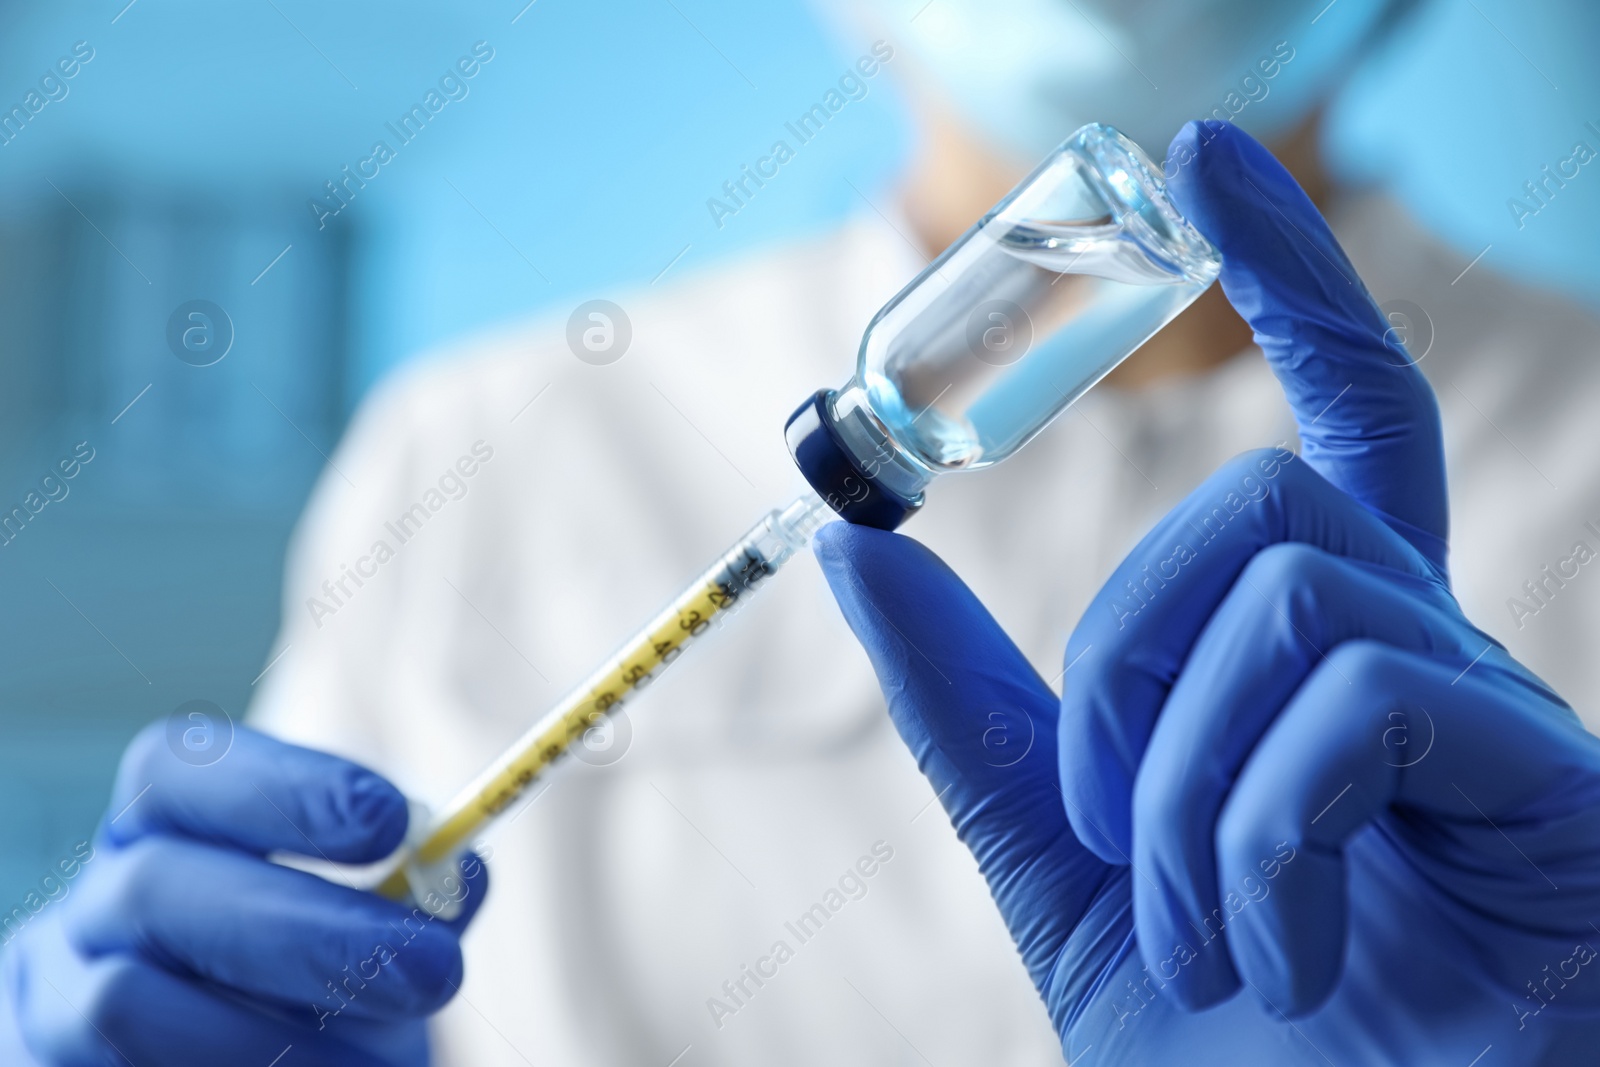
860 217 1213 472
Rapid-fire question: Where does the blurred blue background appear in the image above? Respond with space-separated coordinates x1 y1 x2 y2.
0 0 907 907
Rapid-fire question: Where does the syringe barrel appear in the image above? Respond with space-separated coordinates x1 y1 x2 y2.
382 493 831 898
786 123 1221 530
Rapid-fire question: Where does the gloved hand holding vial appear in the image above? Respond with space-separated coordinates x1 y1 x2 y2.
818 122 1600 1064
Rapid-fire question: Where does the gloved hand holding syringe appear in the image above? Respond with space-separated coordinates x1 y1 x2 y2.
377 123 1222 912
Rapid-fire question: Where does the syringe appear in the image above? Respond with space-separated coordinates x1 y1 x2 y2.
377 491 834 908
377 123 1222 912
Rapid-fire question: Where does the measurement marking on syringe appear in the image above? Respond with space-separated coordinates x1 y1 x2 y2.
384 494 826 899
414 574 759 866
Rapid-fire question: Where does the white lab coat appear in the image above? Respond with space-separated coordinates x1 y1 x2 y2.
253 192 1600 1066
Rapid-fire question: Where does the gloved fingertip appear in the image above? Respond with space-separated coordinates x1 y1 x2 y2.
814 519 940 577
438 852 493 934
386 923 465 1013
1170 964 1244 1014
1167 118 1251 169
1063 807 1131 867
810 519 855 575
1164 117 1231 176
1059 705 1138 865
340 771 410 857
812 521 924 601
1163 120 1290 245
457 849 490 882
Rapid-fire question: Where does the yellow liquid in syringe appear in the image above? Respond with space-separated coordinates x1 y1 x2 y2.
377 491 832 905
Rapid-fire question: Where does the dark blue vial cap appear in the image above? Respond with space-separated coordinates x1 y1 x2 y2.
784 390 923 531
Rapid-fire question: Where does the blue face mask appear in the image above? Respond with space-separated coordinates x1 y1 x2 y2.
1324 0 1600 306
872 0 1392 160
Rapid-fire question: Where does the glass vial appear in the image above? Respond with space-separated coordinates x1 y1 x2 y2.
786 123 1222 530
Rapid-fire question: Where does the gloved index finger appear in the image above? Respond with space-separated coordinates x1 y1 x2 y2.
105 723 409 865
1165 121 1449 571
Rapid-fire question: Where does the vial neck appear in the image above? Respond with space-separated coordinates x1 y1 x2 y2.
828 382 934 502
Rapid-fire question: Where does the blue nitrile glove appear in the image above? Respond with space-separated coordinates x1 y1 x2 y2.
0 724 487 1066
816 121 1600 1065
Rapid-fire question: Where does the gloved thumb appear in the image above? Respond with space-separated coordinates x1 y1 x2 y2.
106 723 410 863
814 521 1111 1001
1165 121 1449 572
